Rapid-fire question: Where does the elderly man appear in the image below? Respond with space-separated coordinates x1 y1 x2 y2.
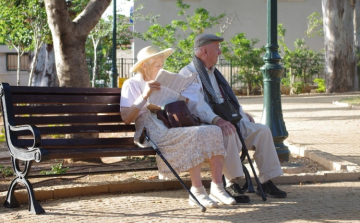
180 34 287 203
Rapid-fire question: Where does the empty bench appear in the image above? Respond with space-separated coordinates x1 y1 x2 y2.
0 83 156 214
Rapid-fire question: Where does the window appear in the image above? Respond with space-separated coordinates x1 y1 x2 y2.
6 53 29 71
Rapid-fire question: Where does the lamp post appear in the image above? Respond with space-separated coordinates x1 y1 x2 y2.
260 0 290 162
111 0 118 88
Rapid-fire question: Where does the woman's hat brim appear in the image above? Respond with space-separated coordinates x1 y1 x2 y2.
130 48 174 73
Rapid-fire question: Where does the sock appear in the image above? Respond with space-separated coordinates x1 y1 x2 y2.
210 182 236 205
189 186 218 208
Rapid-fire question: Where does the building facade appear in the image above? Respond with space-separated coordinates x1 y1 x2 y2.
133 0 323 57
0 45 29 86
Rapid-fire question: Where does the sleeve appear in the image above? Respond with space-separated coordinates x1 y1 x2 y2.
187 91 218 124
120 79 142 108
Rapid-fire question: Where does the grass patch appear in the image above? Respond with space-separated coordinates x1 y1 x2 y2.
339 96 360 105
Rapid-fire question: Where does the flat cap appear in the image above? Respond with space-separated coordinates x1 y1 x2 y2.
194 34 224 48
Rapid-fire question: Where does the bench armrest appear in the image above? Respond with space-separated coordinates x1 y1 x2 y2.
5 124 43 162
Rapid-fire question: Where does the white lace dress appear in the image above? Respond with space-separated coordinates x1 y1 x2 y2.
121 74 226 179
134 112 226 179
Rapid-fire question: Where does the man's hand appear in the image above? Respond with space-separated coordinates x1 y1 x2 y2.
246 113 255 123
215 118 236 136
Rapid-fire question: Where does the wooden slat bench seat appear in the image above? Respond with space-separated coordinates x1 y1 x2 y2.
0 83 155 214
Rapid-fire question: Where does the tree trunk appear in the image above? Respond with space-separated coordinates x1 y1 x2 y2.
28 43 43 86
91 38 99 87
31 44 46 86
44 0 111 163
354 0 360 90
32 44 59 87
44 0 111 87
17 51 21 86
322 0 357 93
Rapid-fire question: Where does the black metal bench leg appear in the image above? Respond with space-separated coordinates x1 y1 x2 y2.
4 158 45 214
23 178 45 214
4 177 20 208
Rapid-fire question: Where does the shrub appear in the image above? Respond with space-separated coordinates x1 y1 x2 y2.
313 78 326 93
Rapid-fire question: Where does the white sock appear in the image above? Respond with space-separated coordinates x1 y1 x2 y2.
225 177 239 187
189 186 219 208
209 182 236 205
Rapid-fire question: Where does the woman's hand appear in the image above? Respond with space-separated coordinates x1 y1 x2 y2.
142 80 161 100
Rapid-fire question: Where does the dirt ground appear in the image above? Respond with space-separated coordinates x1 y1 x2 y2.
0 151 328 193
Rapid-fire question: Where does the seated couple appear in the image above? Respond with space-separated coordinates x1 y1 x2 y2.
120 34 287 208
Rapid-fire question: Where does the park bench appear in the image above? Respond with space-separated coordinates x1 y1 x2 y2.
0 83 157 214
0 82 253 215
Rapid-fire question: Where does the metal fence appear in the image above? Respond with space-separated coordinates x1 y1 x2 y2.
113 58 325 89
114 58 248 89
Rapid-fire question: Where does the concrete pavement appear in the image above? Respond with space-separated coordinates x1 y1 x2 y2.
1 92 360 222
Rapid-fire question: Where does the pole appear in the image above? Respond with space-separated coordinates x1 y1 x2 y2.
111 0 118 88
260 0 290 162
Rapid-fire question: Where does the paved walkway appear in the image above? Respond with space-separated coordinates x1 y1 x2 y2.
1 92 360 222
1 181 360 222
240 92 360 172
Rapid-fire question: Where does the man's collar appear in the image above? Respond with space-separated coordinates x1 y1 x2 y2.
205 66 216 73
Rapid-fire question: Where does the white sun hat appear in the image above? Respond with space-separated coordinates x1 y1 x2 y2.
130 46 174 73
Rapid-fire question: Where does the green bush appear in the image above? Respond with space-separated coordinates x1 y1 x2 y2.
0 127 5 143
0 164 14 177
292 81 305 95
40 163 69 175
313 78 326 93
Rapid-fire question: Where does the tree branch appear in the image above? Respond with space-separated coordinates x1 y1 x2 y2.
73 0 111 36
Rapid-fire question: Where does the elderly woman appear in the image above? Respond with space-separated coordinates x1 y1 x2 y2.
120 46 235 208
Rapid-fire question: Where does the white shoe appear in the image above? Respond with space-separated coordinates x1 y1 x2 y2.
189 186 219 208
209 182 236 205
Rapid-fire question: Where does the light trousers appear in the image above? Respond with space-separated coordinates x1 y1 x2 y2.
222 120 283 185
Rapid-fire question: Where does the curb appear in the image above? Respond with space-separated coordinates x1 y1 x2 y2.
1 168 360 206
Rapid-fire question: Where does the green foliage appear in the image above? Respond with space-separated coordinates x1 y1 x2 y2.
0 1 33 51
142 0 225 72
86 4 153 87
0 164 14 177
313 78 326 93
278 24 324 87
306 12 323 37
292 81 305 95
0 127 5 143
40 163 69 175
222 33 265 95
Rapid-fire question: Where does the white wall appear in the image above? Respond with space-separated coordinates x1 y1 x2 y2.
0 45 29 86
134 0 323 58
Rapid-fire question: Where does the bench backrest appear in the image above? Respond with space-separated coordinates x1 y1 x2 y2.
0 83 137 150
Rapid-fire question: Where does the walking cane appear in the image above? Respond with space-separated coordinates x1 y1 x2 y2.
234 124 267 201
139 127 207 212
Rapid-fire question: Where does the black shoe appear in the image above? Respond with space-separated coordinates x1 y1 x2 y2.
256 180 287 198
225 183 250 203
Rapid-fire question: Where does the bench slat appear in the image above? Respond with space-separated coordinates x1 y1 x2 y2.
17 137 135 148
44 147 156 160
14 125 136 136
10 86 121 95
12 95 120 104
14 115 122 125
13 105 120 115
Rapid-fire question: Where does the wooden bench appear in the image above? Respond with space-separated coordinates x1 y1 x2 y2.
0 83 156 214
